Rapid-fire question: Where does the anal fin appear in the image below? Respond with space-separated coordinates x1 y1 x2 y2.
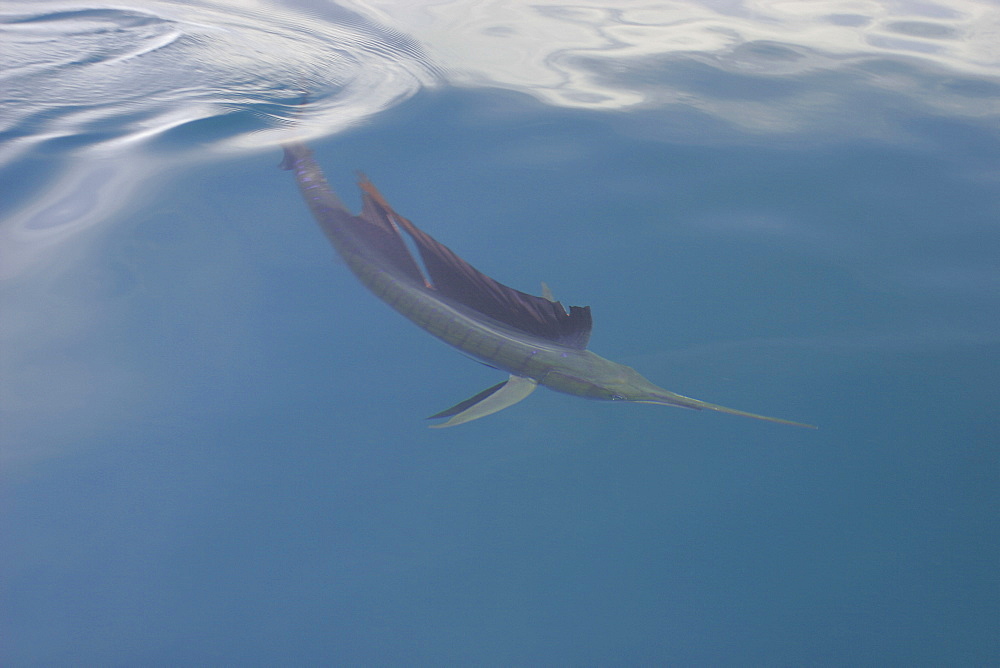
428 375 538 428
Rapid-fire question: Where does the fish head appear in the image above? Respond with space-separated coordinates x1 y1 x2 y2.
541 352 673 403
595 365 681 404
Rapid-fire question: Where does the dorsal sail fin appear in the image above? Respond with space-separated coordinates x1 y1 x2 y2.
358 177 593 349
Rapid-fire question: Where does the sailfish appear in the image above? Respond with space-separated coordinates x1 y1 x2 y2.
281 143 814 428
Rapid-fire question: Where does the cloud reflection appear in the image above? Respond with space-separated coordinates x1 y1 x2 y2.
342 0 1000 117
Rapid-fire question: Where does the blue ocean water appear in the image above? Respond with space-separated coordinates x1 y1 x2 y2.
2 1 998 664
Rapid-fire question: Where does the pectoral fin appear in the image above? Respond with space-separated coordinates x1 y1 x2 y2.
428 375 538 428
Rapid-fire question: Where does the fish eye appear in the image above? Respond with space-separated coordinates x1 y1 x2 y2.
610 393 626 401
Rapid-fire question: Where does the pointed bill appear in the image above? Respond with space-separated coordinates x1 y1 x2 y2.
639 391 817 429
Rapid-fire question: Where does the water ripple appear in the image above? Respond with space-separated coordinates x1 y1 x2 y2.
0 1 441 157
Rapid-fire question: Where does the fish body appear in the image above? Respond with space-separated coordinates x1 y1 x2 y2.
282 143 814 429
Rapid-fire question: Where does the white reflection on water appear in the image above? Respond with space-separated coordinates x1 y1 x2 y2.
342 0 1000 117
2 0 997 160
